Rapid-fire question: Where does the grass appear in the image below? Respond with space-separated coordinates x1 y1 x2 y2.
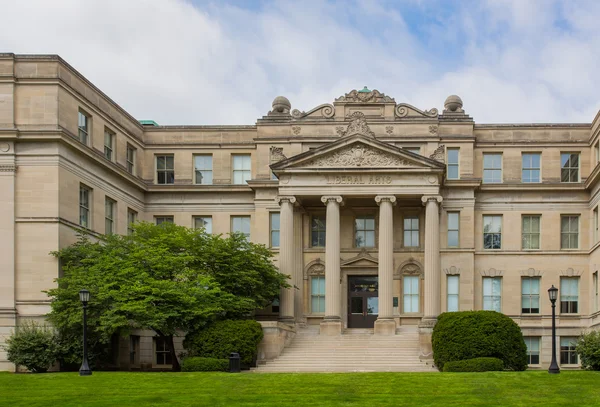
0 370 599 407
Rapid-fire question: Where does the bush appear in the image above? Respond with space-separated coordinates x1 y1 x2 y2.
432 311 528 371
442 357 504 372
4 321 58 373
184 320 263 367
576 331 600 370
181 357 228 372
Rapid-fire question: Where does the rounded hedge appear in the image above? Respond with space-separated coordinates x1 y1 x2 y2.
181 357 228 372
184 319 263 367
442 357 504 372
432 311 528 371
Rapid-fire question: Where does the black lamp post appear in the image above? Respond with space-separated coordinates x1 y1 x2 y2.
548 285 560 374
79 289 92 376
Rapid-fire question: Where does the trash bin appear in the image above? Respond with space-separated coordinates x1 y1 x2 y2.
229 352 241 373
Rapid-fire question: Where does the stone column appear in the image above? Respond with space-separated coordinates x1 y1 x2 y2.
277 196 296 325
320 196 343 335
374 195 397 335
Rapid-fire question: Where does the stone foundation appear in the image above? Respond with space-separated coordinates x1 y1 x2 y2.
374 318 396 335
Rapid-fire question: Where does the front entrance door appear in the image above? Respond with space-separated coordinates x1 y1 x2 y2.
348 276 378 328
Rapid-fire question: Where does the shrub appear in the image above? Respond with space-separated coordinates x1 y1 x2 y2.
184 320 263 367
432 311 528 371
181 357 229 372
4 321 58 373
576 331 600 371
442 357 504 372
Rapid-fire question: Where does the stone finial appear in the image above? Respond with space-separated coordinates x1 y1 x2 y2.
443 95 464 113
270 96 291 115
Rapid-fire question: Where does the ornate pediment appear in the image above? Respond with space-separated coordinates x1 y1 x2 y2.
335 87 395 103
304 142 418 168
341 249 378 267
337 112 375 138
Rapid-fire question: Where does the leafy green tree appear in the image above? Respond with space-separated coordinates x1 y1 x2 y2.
47 222 287 371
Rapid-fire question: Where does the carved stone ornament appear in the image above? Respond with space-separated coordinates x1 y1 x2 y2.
395 103 438 118
277 196 297 205
429 145 445 163
480 268 503 277
305 142 417 168
304 259 325 279
394 260 423 280
429 125 438 134
291 104 334 119
336 112 376 138
444 266 461 275
561 267 583 277
520 268 543 277
291 126 301 135
335 88 395 103
270 146 287 163
0 164 17 172
385 126 394 135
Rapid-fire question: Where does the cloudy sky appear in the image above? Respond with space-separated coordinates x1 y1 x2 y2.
1 0 599 125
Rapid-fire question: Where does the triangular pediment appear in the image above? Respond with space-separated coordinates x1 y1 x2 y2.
341 249 378 267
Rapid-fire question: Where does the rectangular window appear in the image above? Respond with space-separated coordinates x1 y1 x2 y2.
126 145 136 175
129 335 140 366
355 216 375 248
447 148 459 180
521 277 540 314
194 155 213 185
154 337 173 366
595 207 599 244
79 185 91 228
447 212 459 247
403 276 419 313
560 277 579 314
560 337 578 365
404 216 419 247
524 337 541 365
447 275 459 312
127 209 137 235
155 216 173 225
231 216 251 239
78 110 89 145
561 153 580 183
156 155 175 184
522 215 541 250
270 212 280 248
594 272 598 313
483 215 502 249
194 216 212 234
104 128 115 161
105 197 116 235
483 277 502 312
522 153 541 183
311 276 325 313
311 216 326 247
483 153 502 183
561 215 579 249
232 154 251 184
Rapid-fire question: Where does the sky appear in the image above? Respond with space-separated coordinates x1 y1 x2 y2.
1 0 600 125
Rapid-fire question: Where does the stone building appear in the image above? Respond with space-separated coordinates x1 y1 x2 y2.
1 53 599 372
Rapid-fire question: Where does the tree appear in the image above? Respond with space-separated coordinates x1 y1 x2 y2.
47 222 288 371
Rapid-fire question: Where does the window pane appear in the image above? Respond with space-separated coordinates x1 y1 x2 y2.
448 275 459 294
448 213 459 229
448 166 459 179
448 149 459 164
448 231 459 247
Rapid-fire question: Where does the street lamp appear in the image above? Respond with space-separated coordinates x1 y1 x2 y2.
79 289 92 376
548 285 560 374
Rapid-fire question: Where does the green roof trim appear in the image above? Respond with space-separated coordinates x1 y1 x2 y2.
358 86 371 93
139 120 159 126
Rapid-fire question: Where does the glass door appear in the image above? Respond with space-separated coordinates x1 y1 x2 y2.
348 276 378 328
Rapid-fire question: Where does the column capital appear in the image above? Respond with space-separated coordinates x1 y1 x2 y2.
277 195 296 205
375 195 397 206
421 195 443 206
321 195 344 206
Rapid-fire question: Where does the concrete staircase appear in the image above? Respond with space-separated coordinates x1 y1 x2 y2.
253 325 435 373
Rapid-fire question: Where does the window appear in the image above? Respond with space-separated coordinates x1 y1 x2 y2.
155 216 173 225
271 298 280 313
560 337 578 365
483 277 502 312
522 153 541 183
447 275 459 312
524 337 541 365
194 216 212 234
311 216 326 247
126 145 136 175
270 212 280 248
595 207 599 244
560 277 579 314
194 155 213 185
561 153 579 182
129 335 140 366
79 185 91 228
232 154 251 184
403 276 419 313
594 272 598 313
522 215 540 250
78 110 89 145
404 216 419 247
355 216 375 248
447 212 459 247
483 215 502 249
156 155 174 184
231 216 251 239
483 153 502 183
521 277 540 314
311 276 325 313
105 197 116 235
104 128 115 161
127 209 137 235
447 148 459 180
154 337 173 365
560 215 579 249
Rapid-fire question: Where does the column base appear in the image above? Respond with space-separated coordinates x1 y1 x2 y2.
278 316 295 326
418 318 437 362
374 318 396 335
320 319 342 336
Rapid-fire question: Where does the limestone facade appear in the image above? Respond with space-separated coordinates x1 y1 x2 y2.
1 54 600 371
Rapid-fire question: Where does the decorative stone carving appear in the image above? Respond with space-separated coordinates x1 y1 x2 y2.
520 268 543 277
291 104 334 119
429 145 445 163
321 196 344 205
444 266 461 275
268 96 291 116
0 143 10 152
444 95 464 113
304 259 325 279
480 268 503 277
270 146 287 163
385 126 393 135
340 248 378 268
395 103 438 118
421 195 443 206
291 126 301 135
305 142 417 168
0 164 16 172
395 259 424 279
561 267 583 277
335 87 395 103
428 125 438 134
335 126 345 136
277 196 297 205
337 112 375 138
375 195 397 206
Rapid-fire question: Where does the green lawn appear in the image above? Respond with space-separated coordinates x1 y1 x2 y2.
0 371 599 407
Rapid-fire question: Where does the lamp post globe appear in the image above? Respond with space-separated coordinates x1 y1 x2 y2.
547 285 560 374
79 289 92 376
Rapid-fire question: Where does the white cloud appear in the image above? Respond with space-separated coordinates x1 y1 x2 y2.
1 0 599 124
